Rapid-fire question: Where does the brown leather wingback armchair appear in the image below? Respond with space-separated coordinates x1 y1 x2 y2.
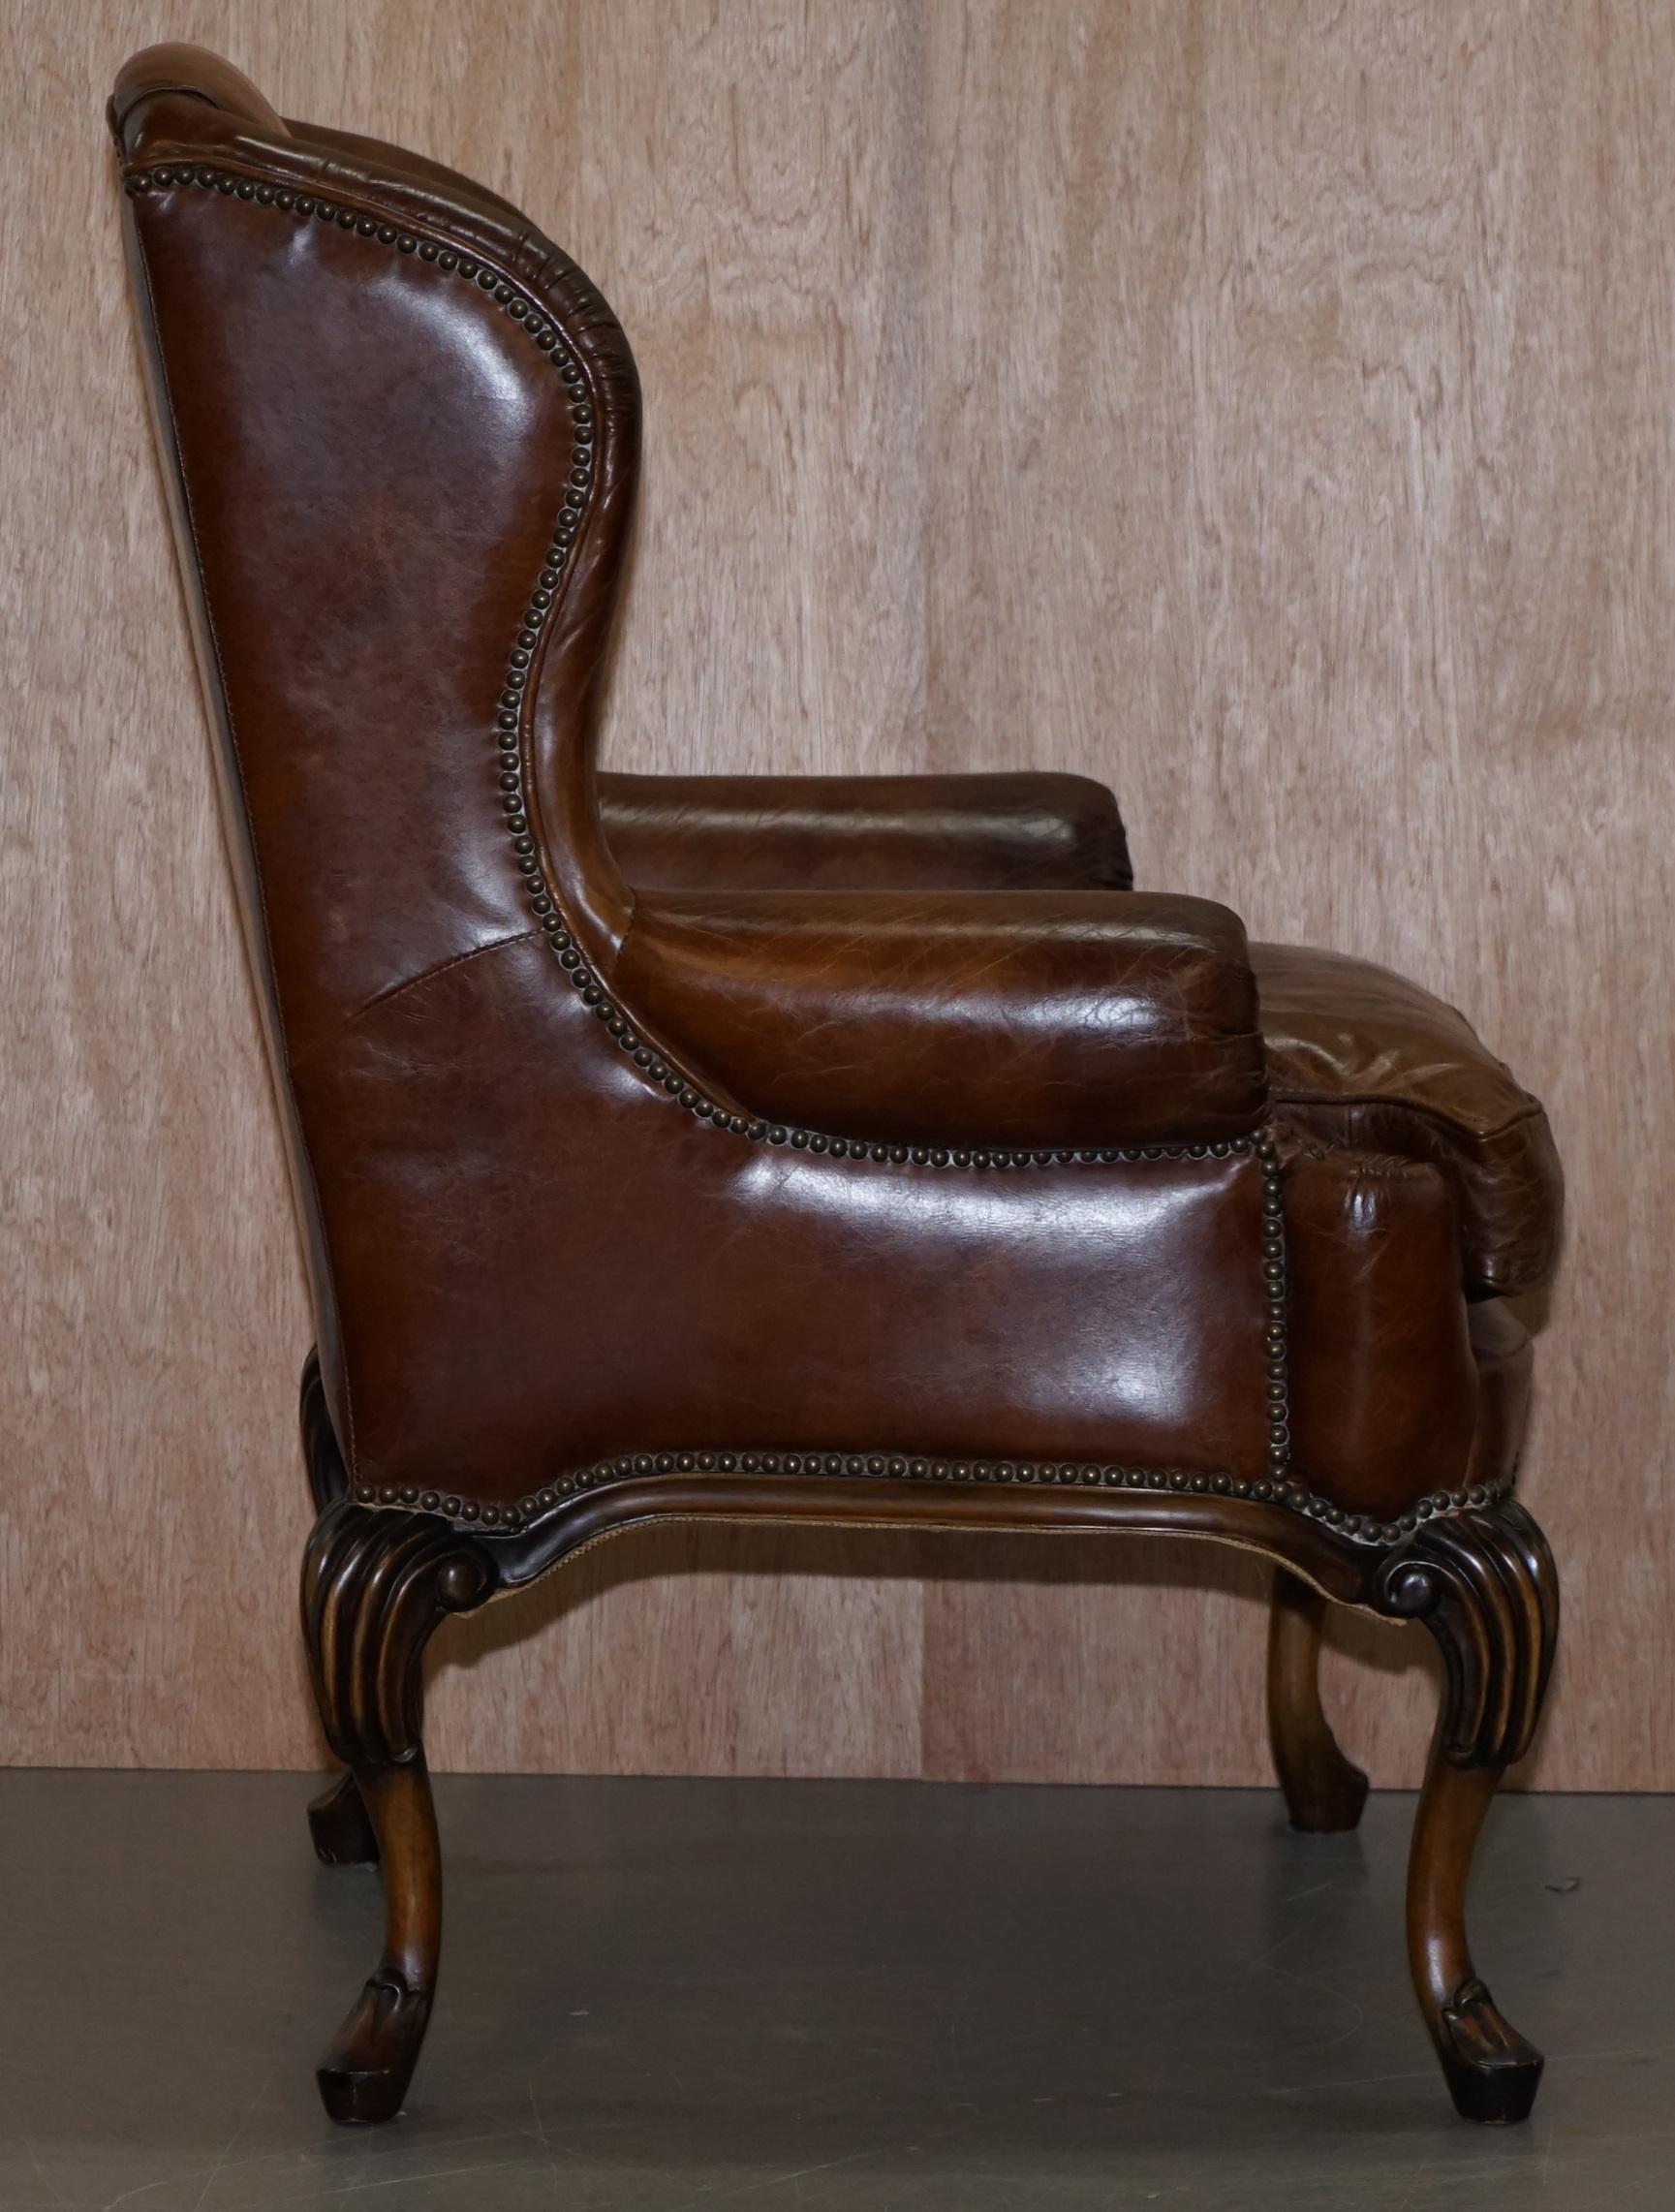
111 47 1565 2132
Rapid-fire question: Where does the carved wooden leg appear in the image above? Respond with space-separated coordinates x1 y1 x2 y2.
299 1362 380 1869
1375 1502 1559 2124
301 1500 496 2124
309 1771 380 1865
1267 1570 1369 1831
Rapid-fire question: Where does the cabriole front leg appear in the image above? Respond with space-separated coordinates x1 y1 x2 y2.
300 1500 497 2124
1375 1502 1559 2125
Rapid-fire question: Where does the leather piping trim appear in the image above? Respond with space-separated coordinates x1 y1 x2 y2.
123 158 1268 1169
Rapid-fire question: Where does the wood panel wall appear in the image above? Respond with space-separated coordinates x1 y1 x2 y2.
5 0 1670 1787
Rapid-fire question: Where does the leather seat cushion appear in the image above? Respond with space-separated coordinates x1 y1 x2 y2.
615 888 1267 1150
1254 943 1562 1297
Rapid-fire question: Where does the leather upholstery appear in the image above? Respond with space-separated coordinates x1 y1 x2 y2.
113 45 1561 1528
1253 944 1563 1297
297 945 1280 1496
601 771 1134 893
617 887 1266 1149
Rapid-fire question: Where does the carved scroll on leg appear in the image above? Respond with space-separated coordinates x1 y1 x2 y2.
300 1501 497 2125
1375 1503 1559 2124
1267 1571 1369 1832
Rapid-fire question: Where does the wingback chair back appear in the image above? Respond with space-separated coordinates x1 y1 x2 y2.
112 46 1563 2135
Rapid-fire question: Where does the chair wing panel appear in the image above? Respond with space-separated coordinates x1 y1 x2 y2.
116 61 638 1063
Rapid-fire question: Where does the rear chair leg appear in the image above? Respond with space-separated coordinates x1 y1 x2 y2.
309 1771 380 1865
301 1500 496 2124
1375 1502 1559 2124
1267 1570 1369 1831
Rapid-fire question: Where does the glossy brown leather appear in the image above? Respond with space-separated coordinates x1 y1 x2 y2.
114 46 1559 1523
618 888 1266 1149
1253 944 1563 1296
601 771 1134 893
298 938 1275 1493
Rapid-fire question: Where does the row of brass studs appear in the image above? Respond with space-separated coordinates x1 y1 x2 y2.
346 1455 1512 1549
133 165 1502 1550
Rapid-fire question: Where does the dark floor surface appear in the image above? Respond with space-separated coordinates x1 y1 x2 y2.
0 1771 1669 2210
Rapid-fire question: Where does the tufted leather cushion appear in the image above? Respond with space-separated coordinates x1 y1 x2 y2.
1253 943 1562 1297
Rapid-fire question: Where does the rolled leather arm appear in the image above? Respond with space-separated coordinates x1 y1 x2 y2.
599 770 1133 894
616 885 1266 1149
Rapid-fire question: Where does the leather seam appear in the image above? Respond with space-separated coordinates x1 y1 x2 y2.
333 930 541 1040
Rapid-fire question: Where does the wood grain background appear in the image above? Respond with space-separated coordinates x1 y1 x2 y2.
4 0 1670 1787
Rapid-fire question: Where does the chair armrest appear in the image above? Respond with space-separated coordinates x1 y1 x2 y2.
598 770 1133 894
615 886 1265 1150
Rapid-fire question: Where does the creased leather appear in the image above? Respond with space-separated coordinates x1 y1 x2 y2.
1254 944 1563 1296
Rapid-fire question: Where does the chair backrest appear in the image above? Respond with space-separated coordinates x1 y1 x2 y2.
113 47 643 1440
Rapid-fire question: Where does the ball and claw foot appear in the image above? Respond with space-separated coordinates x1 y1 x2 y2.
1436 1976 1544 2126
316 1970 434 2125
309 1772 380 1866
